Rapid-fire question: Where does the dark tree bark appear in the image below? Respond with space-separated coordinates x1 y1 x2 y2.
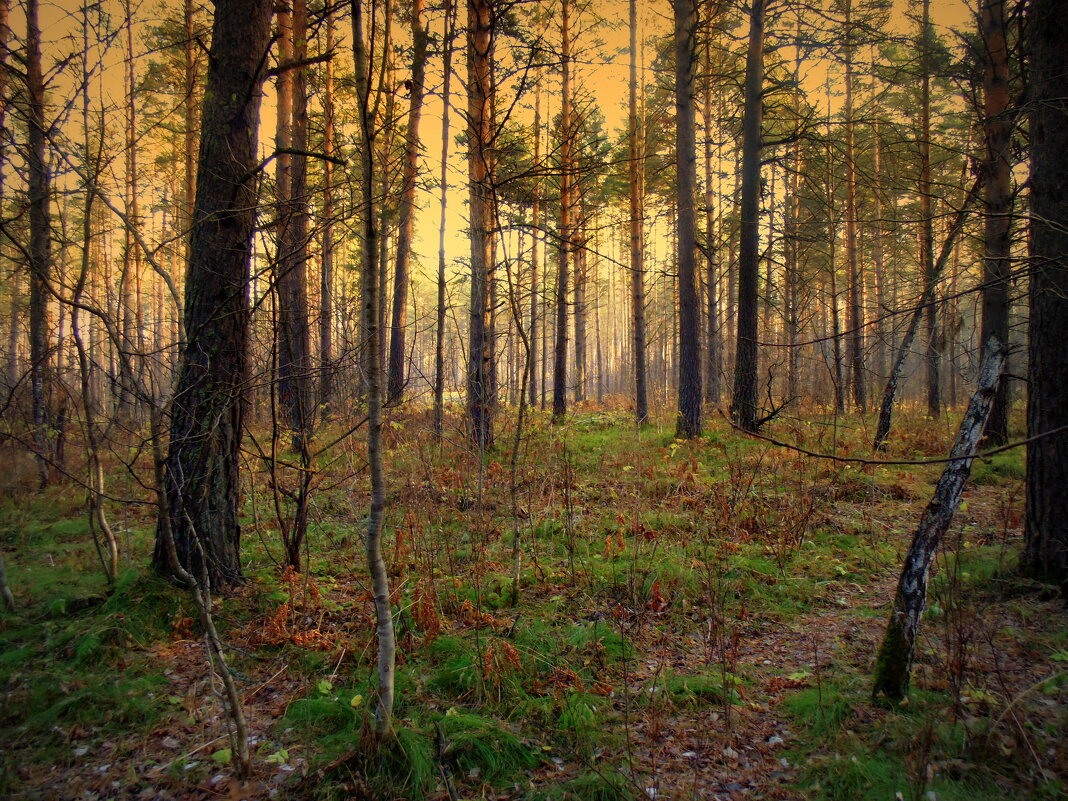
730 0 766 431
153 0 273 589
629 0 648 424
979 0 1012 446
467 0 495 449
843 0 865 412
26 0 52 489
702 25 720 407
873 336 1004 702
675 0 701 438
387 0 428 403
1022 0 1068 587
276 0 313 450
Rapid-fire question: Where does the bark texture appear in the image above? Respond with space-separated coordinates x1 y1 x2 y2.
1022 0 1068 587
675 0 701 438
873 337 1004 702
730 0 765 431
153 0 273 589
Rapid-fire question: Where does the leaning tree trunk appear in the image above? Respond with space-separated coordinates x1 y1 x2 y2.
675 0 702 438
152 0 273 590
1022 0 1068 587
872 180 980 450
872 336 1005 703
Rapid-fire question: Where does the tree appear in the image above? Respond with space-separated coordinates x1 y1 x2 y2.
434 0 457 440
1022 0 1068 588
467 0 496 449
842 0 865 412
354 0 396 735
387 0 428 403
918 0 940 419
275 0 314 452
552 0 573 422
629 0 648 424
26 0 52 488
730 0 767 432
675 0 701 438
979 0 1012 446
873 336 1004 702
153 0 274 590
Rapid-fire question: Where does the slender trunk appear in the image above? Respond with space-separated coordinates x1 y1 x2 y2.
3 0 15 392
730 0 765 431
675 0 701 437
276 0 313 451
873 181 980 449
26 0 52 488
552 0 572 421
844 0 865 412
980 0 1012 445
919 0 940 419
873 336 1004 702
354 0 395 735
629 0 647 424
433 0 456 439
387 0 428 402
467 0 495 448
703 29 719 406
320 14 336 410
528 80 541 409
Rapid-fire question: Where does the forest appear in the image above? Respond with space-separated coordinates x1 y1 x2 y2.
0 0 1066 798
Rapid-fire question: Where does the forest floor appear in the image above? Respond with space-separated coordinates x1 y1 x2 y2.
1 403 1066 801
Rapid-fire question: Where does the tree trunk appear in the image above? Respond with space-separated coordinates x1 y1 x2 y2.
843 0 866 412
467 0 495 449
387 0 428 403
730 0 765 431
1022 0 1068 588
26 0 52 489
354 0 396 735
276 0 313 451
153 0 273 590
528 79 541 409
552 0 572 422
675 0 701 438
919 0 940 419
980 0 1012 446
873 336 1004 702
872 181 979 450
433 0 456 440
629 0 648 424
702 28 720 407
320 13 336 411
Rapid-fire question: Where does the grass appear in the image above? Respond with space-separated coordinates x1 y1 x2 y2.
0 406 1061 800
